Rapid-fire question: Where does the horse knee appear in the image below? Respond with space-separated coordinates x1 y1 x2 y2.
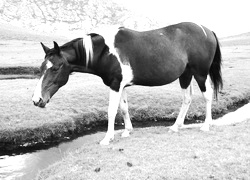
120 101 128 115
183 94 192 105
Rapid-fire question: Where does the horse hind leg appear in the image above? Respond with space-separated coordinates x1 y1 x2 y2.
119 89 133 137
169 71 193 132
194 75 213 131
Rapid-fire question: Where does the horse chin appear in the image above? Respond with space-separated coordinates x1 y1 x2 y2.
38 102 47 108
34 97 50 108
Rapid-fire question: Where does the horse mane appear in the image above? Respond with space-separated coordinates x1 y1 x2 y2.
61 36 93 67
61 38 82 49
44 36 93 68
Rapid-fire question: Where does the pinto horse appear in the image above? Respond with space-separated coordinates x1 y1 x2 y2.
32 22 222 145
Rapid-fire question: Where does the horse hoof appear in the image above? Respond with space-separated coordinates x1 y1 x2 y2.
100 136 114 145
121 129 131 138
100 138 110 145
169 125 178 132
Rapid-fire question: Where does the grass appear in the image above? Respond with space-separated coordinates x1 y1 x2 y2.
36 120 250 180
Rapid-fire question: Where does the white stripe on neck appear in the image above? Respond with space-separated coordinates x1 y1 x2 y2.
83 35 93 67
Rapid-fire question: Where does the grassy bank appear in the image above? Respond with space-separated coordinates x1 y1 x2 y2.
36 120 250 180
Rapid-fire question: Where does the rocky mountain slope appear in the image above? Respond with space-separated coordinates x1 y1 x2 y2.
0 0 159 36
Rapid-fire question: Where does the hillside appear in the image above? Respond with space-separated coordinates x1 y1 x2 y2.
0 22 67 42
220 32 250 46
0 0 159 36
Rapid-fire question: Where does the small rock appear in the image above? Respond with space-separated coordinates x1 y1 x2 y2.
127 162 133 167
193 155 198 159
94 167 101 172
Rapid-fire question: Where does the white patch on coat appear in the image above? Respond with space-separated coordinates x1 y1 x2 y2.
32 61 53 103
93 26 134 86
196 23 207 37
82 35 93 67
95 26 134 145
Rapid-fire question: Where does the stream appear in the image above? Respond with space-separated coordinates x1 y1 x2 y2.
0 132 104 180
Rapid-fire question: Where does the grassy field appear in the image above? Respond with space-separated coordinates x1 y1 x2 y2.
36 120 250 180
0 24 250 153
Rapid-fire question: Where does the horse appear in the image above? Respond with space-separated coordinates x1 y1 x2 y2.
32 22 223 145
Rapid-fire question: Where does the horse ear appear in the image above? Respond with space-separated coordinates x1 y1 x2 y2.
53 41 61 54
41 42 50 54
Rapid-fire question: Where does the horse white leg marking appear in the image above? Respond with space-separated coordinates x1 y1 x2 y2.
100 88 123 145
100 65 133 145
169 82 193 132
200 76 213 131
119 89 133 138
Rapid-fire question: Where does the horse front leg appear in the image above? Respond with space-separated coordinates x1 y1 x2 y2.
100 88 123 145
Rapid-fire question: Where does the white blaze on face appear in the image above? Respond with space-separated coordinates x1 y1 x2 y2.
32 61 53 103
46 61 53 69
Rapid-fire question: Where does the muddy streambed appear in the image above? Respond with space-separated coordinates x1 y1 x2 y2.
0 103 250 180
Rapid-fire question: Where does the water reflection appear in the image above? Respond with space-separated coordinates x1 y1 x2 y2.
0 132 104 180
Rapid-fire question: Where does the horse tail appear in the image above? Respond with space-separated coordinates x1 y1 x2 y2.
209 32 223 100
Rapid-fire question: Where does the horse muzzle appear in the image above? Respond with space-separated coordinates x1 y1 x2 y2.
33 97 49 108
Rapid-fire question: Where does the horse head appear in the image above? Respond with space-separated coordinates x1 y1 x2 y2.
32 41 71 107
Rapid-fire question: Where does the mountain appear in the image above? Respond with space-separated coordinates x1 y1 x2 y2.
0 0 159 37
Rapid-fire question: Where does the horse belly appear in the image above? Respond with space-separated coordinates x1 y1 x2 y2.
132 59 186 86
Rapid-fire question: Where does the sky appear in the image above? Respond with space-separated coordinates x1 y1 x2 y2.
119 0 250 37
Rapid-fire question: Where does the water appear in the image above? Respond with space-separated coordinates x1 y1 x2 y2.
0 132 104 180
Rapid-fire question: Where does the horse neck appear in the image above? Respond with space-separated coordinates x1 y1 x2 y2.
69 35 107 75
72 39 87 66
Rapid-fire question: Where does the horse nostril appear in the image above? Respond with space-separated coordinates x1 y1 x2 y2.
33 98 44 107
38 98 43 103
38 98 46 108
